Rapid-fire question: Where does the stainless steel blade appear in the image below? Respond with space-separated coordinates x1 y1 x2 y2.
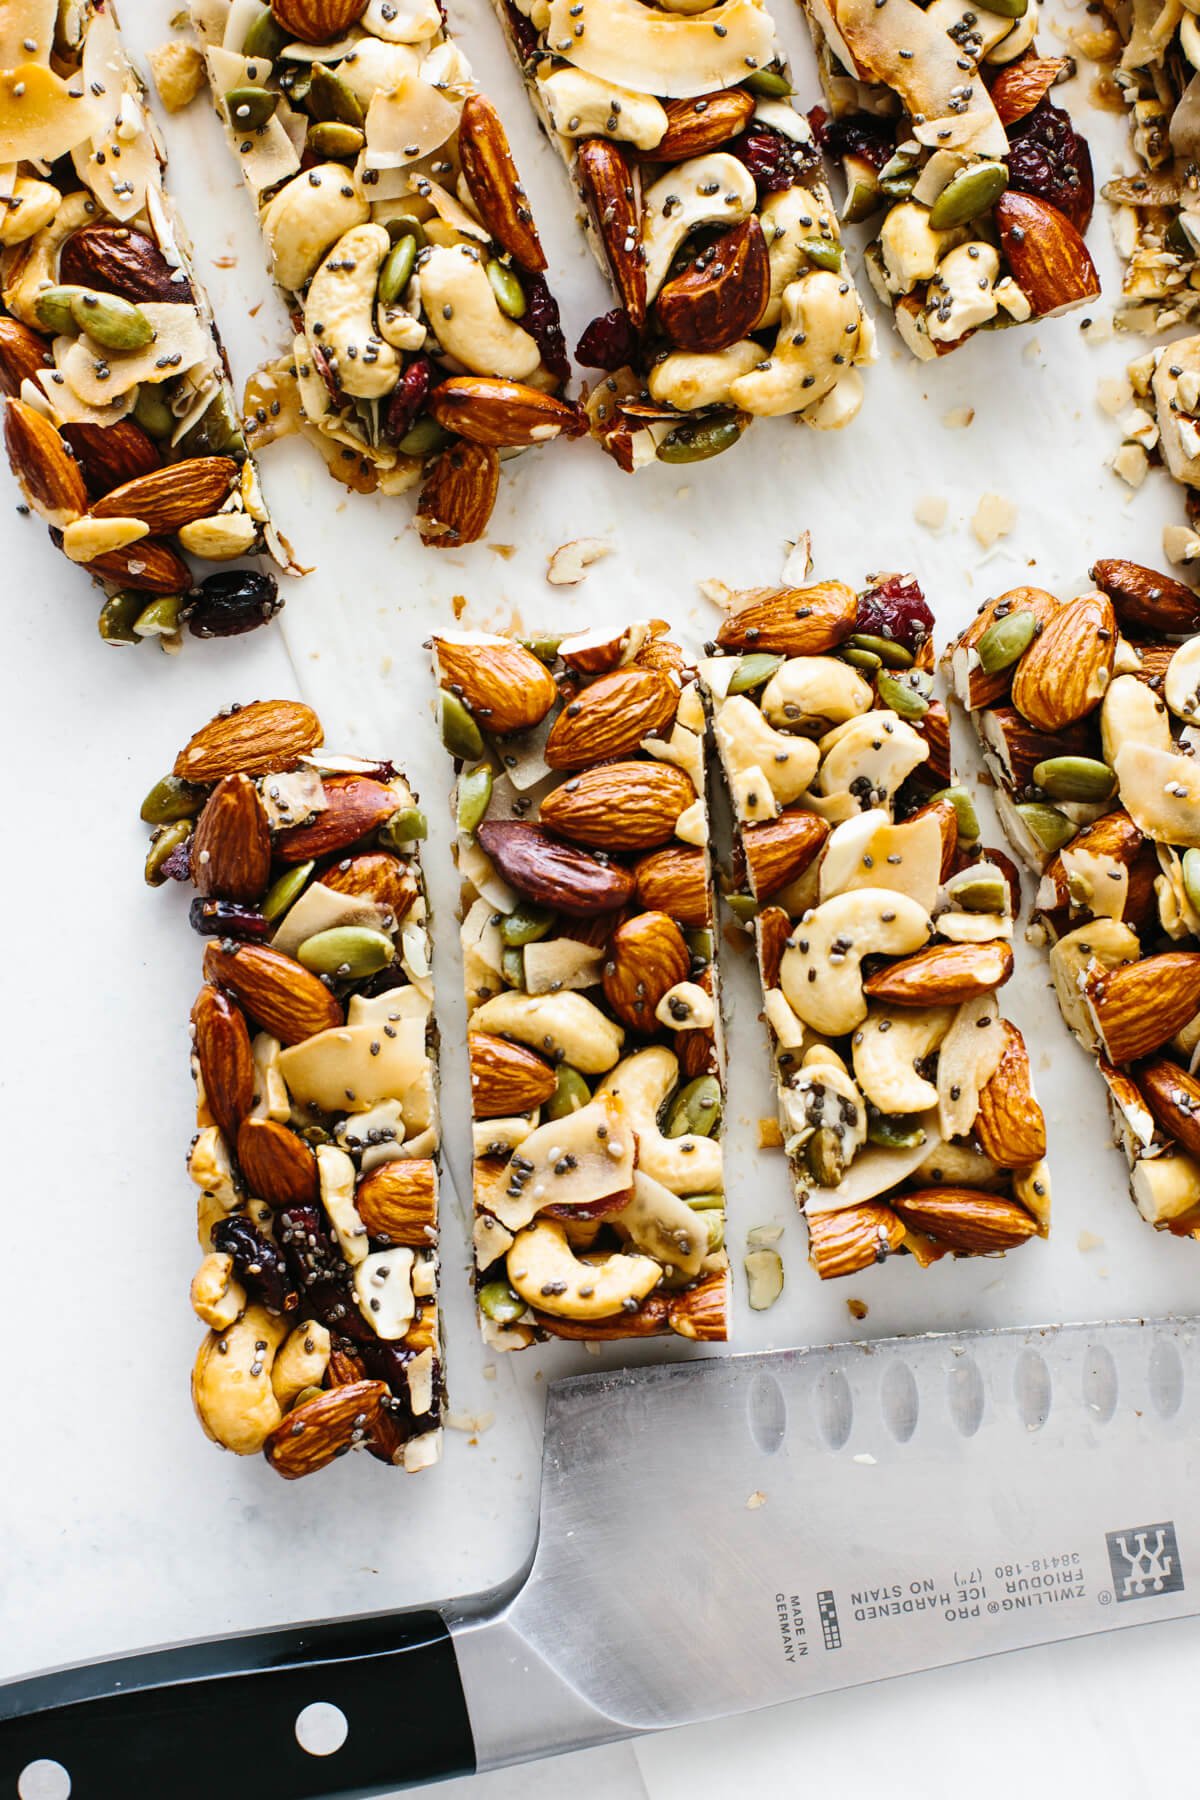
452 1317 1200 1770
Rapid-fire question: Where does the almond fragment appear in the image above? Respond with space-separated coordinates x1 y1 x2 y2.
540 761 695 850
547 538 611 586
1135 1059 1200 1160
974 1023 1047 1168
174 701 324 782
891 1188 1039 1252
951 587 1058 710
993 191 1100 319
323 852 418 923
666 1270 728 1340
355 1160 439 1245
417 441 500 548
275 776 398 863
237 1117 321 1208
0 318 50 397
4 397 87 520
743 811 829 900
1010 591 1117 730
457 94 547 272
863 940 1013 1005
470 1033 559 1117
807 1202 905 1279
544 668 678 768
989 56 1072 127
434 635 557 733
715 583 858 655
191 774 272 902
756 905 792 990
603 911 690 1031
191 984 254 1143
634 844 711 928
203 941 344 1045
576 137 647 327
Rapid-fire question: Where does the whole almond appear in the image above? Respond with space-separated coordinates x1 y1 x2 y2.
806 1202 905 1279
541 761 695 850
905 797 959 879
974 1023 1047 1168
175 700 324 782
1010 591 1116 730
544 668 677 769
457 94 547 272
237 1117 320 1207
743 811 829 900
427 378 585 448
323 852 419 923
83 534 192 593
275 775 398 863
91 456 237 530
716 582 858 655
863 939 1013 1005
4 398 87 519
1135 1058 1200 1159
891 1188 1039 1252
949 587 1058 711
62 419 161 494
576 137 647 326
191 773 272 902
434 634 557 734
993 190 1099 317
644 90 756 163
191 983 254 1142
355 1159 438 1245
204 940 344 1044
470 1032 559 1117
656 217 770 353
270 0 367 41
917 698 953 788
0 317 50 397
602 910 690 1031
634 843 710 927
1085 953 1200 1063
59 223 195 303
417 441 500 548
477 820 636 916
536 1292 671 1339
264 1379 388 1479
1090 559 1200 636
756 905 792 991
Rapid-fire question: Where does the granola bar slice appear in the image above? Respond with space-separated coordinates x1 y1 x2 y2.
946 561 1200 1239
490 0 874 467
701 574 1049 1281
802 0 1099 357
0 0 288 648
142 700 442 1479
188 0 580 547
431 625 728 1349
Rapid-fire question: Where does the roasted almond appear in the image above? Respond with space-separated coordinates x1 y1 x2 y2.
864 939 1013 1005
90 456 237 530
634 843 710 927
476 820 635 917
354 1158 438 1244
275 775 398 863
978 703 1093 789
949 587 1058 711
665 1270 728 1340
1085 953 1200 1064
1037 810 1157 928
989 56 1072 126
715 582 858 655
470 1032 559 1117
323 852 419 923
917 699 953 788
1090 559 1200 636
427 378 585 448
204 941 344 1044
647 90 756 162
457 93 547 272
263 1379 387 1479
906 797 958 880
269 0 367 41
83 534 192 593
540 761 695 850
1135 1058 1200 1160
756 905 792 991
175 700 324 782
4 398 87 520
417 440 500 548
743 811 829 900
191 983 254 1143
974 1022 1047 1169
237 1117 320 1207
191 773 272 902
891 1188 1039 1252
656 217 770 353
1010 591 1116 730
993 190 1100 317
536 1292 671 1339
635 629 688 680
544 668 677 768
404 1298 439 1354
603 910 690 1031
61 418 161 494
0 317 50 397
806 1202 905 1279
576 137 647 327
434 634 557 734
59 223 195 303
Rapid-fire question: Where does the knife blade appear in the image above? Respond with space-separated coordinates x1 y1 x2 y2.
4 1317 1198 1799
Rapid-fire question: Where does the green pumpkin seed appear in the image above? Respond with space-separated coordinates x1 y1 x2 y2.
702 1212 725 1254
876 667 930 720
1016 801 1076 855
378 233 417 308
946 870 1008 913
398 415 452 457
34 284 87 335
800 237 843 272
307 121 365 159
841 152 882 224
478 1279 526 1324
685 1191 725 1210
744 66 791 96
728 652 784 695
1166 215 1193 258
805 1125 845 1187
307 64 364 126
926 785 979 841
544 1064 590 1120
1183 849 1200 917
486 257 526 319
848 631 914 669
290 1385 325 1410
976 608 1038 674
928 160 1009 230
657 413 743 464
519 635 562 664
263 861 314 923
878 151 919 198
439 688 484 761
1032 755 1117 803
224 84 280 131
457 765 494 834
132 386 175 439
144 819 192 886
378 806 427 848
140 773 206 825
70 290 153 351
298 1123 331 1148
725 892 759 922
241 5 288 58
665 1074 722 1140
134 594 184 638
180 390 246 458
97 590 144 645
974 0 1027 17
686 927 714 965
297 926 395 978
501 945 525 990
841 644 882 673
867 1111 926 1150
501 902 555 947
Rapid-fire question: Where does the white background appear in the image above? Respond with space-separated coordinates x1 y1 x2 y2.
4 0 1200 1790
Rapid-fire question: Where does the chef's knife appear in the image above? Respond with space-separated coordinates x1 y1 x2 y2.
4 1315 1199 1799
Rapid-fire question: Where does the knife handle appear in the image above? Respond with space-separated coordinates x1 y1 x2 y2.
0 1610 475 1799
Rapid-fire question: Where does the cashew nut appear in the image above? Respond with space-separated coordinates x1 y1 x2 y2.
1166 637 1200 724
814 710 930 809
853 1004 954 1113
419 243 541 379
1131 1150 1200 1224
260 165 370 295
779 1059 868 1177
303 224 399 400
917 1138 1006 1191
338 38 423 103
271 1320 332 1408
506 1217 662 1320
0 177 60 246
779 889 932 1036
729 270 866 418
188 1125 239 1211
192 1304 289 1454
469 991 625 1072
761 656 873 734
596 1045 722 1195
648 340 762 412
538 66 668 149
251 1032 291 1122
610 1170 706 1275
925 241 1001 344
317 1144 369 1268
353 1248 416 1338
759 186 841 327
190 1251 246 1330
1 190 93 326
714 694 820 817
641 153 757 303
1048 917 1141 1048
655 981 715 1030
877 201 965 295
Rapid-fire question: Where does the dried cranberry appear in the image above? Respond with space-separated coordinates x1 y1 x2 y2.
212 1215 298 1317
182 571 282 639
855 576 934 652
808 106 895 171
382 355 433 444
189 897 270 941
158 837 192 883
502 0 539 61
1005 99 1093 234
576 306 640 372
278 1205 372 1341
729 127 820 196
521 272 570 383
358 1342 443 1435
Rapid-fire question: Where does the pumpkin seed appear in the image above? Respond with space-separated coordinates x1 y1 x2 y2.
1016 801 1076 854
132 386 174 439
179 390 246 458
241 4 288 58
398 415 452 457
928 160 1009 230
725 892 759 921
946 869 1008 913
134 594 184 638
657 413 743 463
926 785 979 840
805 1125 845 1187
297 926 395 978
702 1212 725 1254
70 290 154 351
306 64 364 126
976 608 1038 673
457 765 494 834
841 152 882 224
378 806 427 847
378 233 417 308
867 1111 927 1150
140 773 206 825
686 927 714 965
745 1247 783 1310
848 631 914 669
34 284 87 335
685 1191 725 1209
875 667 930 720
799 237 843 272
307 121 364 159
263 861 314 923
224 84 279 131
439 688 484 760
974 0 1027 17
728 652 784 694
291 1385 325 1409
144 819 191 886
1183 848 1200 917
486 257 526 319
478 1279 526 1324
665 1074 722 1140
544 1064 590 1119
878 151 919 198
501 902 555 947
501 945 525 989
97 590 144 645
519 635 562 664
841 644 882 673
386 215 427 249
1032 755 1117 803
745 66 791 96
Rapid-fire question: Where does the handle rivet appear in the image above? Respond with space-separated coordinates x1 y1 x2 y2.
295 1701 349 1758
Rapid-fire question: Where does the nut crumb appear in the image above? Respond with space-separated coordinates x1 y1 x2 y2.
490 544 516 561
698 577 735 612
1077 1230 1104 1252
913 494 947 531
482 1363 496 1380
1164 523 1200 564
1112 443 1149 489
445 1410 495 1434
452 592 466 618
1096 375 1132 416
547 536 610 586
1080 311 1113 344
747 1223 784 1247
971 492 1016 550
780 529 813 584
746 1490 767 1509
942 407 974 430
148 39 204 111
757 1117 784 1149
847 1297 868 1321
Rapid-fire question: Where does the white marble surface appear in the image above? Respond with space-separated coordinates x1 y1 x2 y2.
4 0 1200 1789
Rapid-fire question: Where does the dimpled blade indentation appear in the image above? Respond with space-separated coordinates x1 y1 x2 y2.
746 1369 787 1456
812 1366 853 1450
1082 1342 1119 1423
1013 1348 1052 1432
947 1354 985 1437
879 1359 919 1443
1149 1336 1184 1419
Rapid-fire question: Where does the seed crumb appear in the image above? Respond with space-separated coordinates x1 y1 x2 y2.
913 493 947 531
746 1490 767 1510
847 1297 868 1321
758 1116 784 1148
942 406 974 430
971 491 1016 550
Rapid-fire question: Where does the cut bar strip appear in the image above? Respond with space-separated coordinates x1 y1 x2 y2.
946 560 1200 1239
0 0 287 646
188 0 579 546
431 624 728 1347
489 0 874 467
141 700 442 1479
801 0 1098 358
702 573 1049 1281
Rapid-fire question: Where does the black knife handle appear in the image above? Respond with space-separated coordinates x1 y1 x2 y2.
0 1610 475 1799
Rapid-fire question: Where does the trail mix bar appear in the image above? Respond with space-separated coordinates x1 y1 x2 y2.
188 0 579 547
431 625 728 1348
491 0 874 466
0 0 287 648
701 575 1050 1281
946 560 1200 1237
142 699 441 1479
803 0 1099 358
